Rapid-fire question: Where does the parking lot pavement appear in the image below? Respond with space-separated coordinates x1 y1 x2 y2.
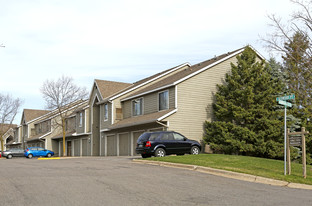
1 157 312 206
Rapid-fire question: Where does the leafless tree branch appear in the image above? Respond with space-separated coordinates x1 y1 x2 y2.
40 75 88 156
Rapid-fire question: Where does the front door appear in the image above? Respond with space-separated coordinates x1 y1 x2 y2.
67 141 72 156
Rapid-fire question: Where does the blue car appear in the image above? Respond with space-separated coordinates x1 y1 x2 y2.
24 147 54 159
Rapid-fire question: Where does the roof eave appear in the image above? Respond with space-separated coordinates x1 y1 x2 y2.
108 62 191 102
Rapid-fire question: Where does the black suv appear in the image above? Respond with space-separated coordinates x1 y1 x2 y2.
136 131 201 158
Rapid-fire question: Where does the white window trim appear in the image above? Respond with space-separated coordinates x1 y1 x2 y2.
175 85 178 108
158 90 169 111
131 97 144 116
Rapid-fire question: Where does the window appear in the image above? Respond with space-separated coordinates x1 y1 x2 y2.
149 133 160 141
104 103 108 121
132 98 143 116
161 132 174 141
159 90 169 111
79 112 83 127
173 133 185 141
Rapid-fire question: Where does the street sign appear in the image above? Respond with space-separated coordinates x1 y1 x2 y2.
276 94 295 101
276 94 295 176
278 100 292 107
289 136 302 146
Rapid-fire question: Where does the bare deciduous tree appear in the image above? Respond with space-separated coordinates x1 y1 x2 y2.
0 93 22 151
262 0 312 66
41 76 88 156
262 0 312 109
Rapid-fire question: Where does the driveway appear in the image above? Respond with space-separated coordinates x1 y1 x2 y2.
0 156 312 206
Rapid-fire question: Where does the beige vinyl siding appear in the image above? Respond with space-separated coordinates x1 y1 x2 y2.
168 87 175 109
164 56 237 142
122 101 132 119
111 65 189 122
122 86 176 119
112 100 122 124
144 93 157 115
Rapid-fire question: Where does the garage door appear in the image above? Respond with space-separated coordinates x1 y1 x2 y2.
101 134 105 156
133 131 144 156
74 139 80 156
60 142 63 157
82 139 87 156
107 135 117 156
119 133 130 156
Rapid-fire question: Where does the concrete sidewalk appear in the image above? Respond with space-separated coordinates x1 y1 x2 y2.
132 159 312 190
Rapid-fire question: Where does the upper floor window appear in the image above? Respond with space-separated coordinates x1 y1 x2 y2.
159 90 169 111
35 120 51 135
104 103 108 121
66 116 76 131
132 98 143 116
79 112 83 127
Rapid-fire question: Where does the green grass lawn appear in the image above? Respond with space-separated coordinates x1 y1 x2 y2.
147 154 312 185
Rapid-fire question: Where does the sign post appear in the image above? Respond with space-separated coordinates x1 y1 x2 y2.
276 94 295 175
287 127 309 178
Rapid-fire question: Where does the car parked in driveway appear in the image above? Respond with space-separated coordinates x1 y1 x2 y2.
24 147 54 159
136 131 201 158
2 148 25 159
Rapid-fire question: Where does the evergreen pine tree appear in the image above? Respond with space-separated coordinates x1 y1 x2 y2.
282 32 312 163
204 47 285 159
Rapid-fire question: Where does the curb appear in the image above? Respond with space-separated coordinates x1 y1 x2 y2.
38 157 60 160
37 157 82 160
132 159 311 190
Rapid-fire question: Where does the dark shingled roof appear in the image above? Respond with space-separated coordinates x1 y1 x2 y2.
22 109 50 123
108 109 176 130
94 79 132 99
104 63 189 101
121 47 244 101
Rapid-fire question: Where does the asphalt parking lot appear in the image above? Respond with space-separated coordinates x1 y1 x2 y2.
1 156 312 206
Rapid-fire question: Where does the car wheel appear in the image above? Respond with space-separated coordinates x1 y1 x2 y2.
47 153 52 158
155 148 166 157
28 154 33 159
7 154 13 159
190 146 200 155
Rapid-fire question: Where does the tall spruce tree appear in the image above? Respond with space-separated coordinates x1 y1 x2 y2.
282 31 312 163
204 47 285 159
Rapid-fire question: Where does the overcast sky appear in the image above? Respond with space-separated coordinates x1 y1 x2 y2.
0 0 296 124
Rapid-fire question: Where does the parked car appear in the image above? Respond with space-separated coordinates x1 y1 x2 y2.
0 151 1 158
24 147 54 159
136 131 201 158
2 148 25 159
